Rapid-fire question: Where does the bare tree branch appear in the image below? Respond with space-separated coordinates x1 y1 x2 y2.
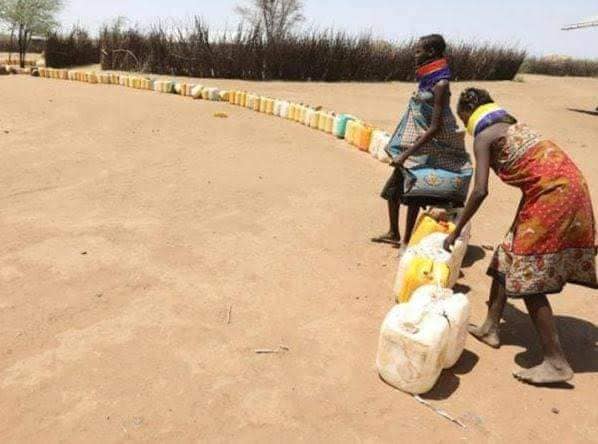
235 0 305 44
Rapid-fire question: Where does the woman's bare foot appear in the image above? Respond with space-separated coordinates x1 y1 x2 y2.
371 232 401 246
513 359 574 385
468 323 500 349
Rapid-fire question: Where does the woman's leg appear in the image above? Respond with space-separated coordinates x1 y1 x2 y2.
513 295 573 384
372 198 401 245
468 278 506 348
388 198 401 240
372 170 403 245
403 205 420 244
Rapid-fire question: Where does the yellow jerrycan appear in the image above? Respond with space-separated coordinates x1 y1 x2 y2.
397 257 450 304
409 215 456 247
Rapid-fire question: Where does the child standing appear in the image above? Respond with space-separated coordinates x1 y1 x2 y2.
372 34 470 246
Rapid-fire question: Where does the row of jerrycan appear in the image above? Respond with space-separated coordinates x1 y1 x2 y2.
376 210 472 394
97 73 121 85
38 68 68 80
40 69 227 102
119 76 154 90
226 90 392 157
38 70 392 162
34 72 386 158
36 70 391 164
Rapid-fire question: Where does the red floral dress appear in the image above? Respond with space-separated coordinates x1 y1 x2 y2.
487 124 597 296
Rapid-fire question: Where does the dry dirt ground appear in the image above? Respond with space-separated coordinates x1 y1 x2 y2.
0 74 596 443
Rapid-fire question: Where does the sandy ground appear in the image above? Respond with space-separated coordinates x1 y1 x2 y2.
0 74 596 443
0 52 40 64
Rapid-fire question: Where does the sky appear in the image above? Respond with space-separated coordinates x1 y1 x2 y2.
59 0 597 59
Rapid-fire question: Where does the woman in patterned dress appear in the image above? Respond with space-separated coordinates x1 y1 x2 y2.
444 88 597 385
372 34 470 247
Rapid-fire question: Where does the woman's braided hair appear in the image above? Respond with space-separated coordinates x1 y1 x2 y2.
458 87 517 125
457 88 493 113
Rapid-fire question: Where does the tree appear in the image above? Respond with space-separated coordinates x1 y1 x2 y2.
235 0 304 44
0 0 64 67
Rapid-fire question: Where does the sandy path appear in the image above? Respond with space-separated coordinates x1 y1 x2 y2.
0 75 596 443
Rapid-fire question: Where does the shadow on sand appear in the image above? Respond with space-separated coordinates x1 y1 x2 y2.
462 245 487 269
422 293 597 397
421 349 480 400
501 302 598 376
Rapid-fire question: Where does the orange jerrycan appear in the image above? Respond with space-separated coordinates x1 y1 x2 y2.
357 125 373 151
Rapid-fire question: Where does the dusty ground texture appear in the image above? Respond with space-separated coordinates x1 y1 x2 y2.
0 74 596 443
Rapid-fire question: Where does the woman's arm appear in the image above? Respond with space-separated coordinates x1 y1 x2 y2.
393 80 449 165
443 129 494 251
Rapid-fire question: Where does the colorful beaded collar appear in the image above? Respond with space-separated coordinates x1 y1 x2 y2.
467 103 508 136
416 58 451 92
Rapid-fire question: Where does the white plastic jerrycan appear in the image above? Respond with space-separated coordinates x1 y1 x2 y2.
376 300 450 394
409 285 471 369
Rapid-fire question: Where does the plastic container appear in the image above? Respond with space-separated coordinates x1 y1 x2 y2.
440 292 471 368
279 101 290 119
377 285 470 393
325 113 335 134
259 97 267 113
356 125 373 151
394 256 450 303
191 84 203 99
219 90 230 102
307 109 320 128
377 301 450 394
292 104 300 122
253 95 261 109
265 98 274 115
344 120 360 146
409 286 471 369
394 229 470 303
287 103 296 120
208 88 221 101
369 130 391 161
245 94 254 109
409 215 456 247
299 106 308 124
316 112 331 132
302 107 312 126
333 114 355 139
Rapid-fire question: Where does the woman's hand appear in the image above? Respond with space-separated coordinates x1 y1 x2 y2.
391 152 409 167
443 231 460 252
